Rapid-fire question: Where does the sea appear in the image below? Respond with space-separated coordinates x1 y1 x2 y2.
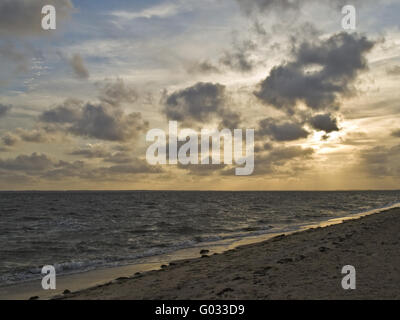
1 190 400 286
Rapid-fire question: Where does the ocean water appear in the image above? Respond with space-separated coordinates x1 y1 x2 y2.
1 190 400 286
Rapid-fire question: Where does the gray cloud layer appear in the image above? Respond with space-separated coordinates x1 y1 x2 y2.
255 32 375 115
258 118 309 141
163 82 241 128
39 79 148 142
309 113 339 133
0 152 163 182
40 99 148 142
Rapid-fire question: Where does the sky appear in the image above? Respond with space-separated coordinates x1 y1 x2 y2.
0 0 399 190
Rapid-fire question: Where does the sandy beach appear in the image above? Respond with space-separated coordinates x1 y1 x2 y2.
57 207 400 300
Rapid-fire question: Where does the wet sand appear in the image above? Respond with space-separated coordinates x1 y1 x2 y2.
61 207 400 300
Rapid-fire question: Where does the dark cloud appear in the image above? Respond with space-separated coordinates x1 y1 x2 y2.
391 129 400 138
40 99 148 142
387 65 400 76
0 153 53 172
254 142 273 153
40 98 83 123
40 80 147 142
69 104 147 141
163 82 241 128
164 82 225 122
70 54 89 79
0 0 74 37
0 104 12 118
255 32 375 115
0 128 57 149
40 103 148 141
42 160 86 179
0 152 163 182
44 158 163 180
309 113 339 133
258 118 309 141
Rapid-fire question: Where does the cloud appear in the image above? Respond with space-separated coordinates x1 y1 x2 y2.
68 145 134 164
219 39 257 72
236 0 367 15
391 129 400 138
40 98 83 123
387 65 400 76
1 132 19 146
359 145 400 178
178 157 226 176
0 152 163 182
69 54 89 79
250 145 314 175
98 162 163 175
15 128 53 143
163 82 241 128
186 61 221 75
236 0 300 15
258 118 309 141
255 32 375 115
103 152 134 164
111 2 181 20
0 128 55 149
0 153 53 172
189 35 261 75
43 158 163 180
0 104 12 118
68 144 110 158
0 0 74 37
40 99 148 142
308 113 339 133
98 78 138 107
39 79 147 142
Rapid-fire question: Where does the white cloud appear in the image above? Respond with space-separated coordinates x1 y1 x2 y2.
110 0 196 23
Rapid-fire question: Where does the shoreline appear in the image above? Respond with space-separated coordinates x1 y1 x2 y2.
63 206 400 300
1 204 399 300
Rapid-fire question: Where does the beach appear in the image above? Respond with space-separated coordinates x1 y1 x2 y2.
58 207 400 300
